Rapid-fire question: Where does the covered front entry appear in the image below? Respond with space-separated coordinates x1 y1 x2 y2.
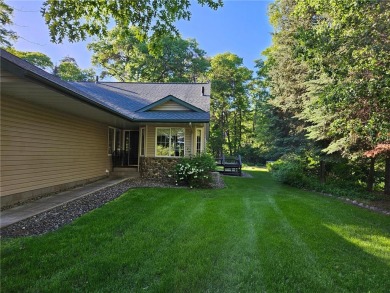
123 130 139 166
112 130 139 167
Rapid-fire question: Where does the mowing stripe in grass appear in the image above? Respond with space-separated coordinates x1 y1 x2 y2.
1 168 389 292
267 193 338 291
242 196 267 291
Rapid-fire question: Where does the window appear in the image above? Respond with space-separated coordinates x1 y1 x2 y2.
115 128 121 153
156 127 185 157
108 127 115 154
196 128 203 155
108 127 122 155
140 128 145 156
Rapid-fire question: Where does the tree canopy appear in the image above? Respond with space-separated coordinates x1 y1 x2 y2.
54 57 96 82
88 27 209 82
0 0 17 47
6 48 53 70
260 0 390 194
5 48 96 82
208 52 252 156
41 0 223 44
293 0 390 158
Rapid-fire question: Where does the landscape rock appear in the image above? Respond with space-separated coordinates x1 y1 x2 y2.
0 176 224 238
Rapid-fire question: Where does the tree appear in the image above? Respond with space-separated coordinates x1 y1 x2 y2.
293 0 390 160
261 0 311 158
263 0 390 194
293 0 390 191
208 53 252 156
54 57 96 82
41 0 223 44
365 143 390 195
88 27 209 82
5 48 53 70
0 0 17 47
251 58 300 160
4 49 95 82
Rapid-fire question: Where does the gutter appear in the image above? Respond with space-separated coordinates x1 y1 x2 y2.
132 120 210 123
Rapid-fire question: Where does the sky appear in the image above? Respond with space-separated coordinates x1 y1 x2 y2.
8 0 274 78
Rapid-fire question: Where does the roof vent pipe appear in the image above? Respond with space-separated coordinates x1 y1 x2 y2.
95 75 99 83
201 86 205 96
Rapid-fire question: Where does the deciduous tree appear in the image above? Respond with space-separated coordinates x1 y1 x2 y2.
41 0 223 44
208 53 252 156
6 48 53 70
88 27 209 82
54 57 96 82
0 0 17 47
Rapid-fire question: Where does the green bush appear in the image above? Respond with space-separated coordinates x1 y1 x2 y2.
172 153 216 188
267 153 371 199
267 154 306 187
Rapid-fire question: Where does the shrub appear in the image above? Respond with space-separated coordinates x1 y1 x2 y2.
172 153 216 188
267 154 306 187
267 153 371 199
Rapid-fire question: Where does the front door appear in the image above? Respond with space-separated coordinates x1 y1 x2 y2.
123 130 139 166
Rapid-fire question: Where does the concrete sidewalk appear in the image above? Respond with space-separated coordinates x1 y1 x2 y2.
0 177 128 229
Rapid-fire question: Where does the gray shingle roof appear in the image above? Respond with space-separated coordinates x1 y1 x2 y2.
70 82 210 122
84 82 211 112
1 48 210 123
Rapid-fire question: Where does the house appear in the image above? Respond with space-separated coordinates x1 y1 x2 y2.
0 49 210 208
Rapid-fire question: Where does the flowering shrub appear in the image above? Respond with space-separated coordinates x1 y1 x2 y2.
171 153 216 188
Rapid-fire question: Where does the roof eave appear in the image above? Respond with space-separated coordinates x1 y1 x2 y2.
26 73 135 122
1 53 135 122
133 119 210 123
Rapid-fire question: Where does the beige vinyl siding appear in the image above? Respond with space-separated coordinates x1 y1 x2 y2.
146 125 155 157
145 124 195 157
151 101 190 111
1 95 110 198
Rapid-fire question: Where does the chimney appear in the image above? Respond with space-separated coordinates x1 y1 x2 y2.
201 86 205 96
95 75 99 83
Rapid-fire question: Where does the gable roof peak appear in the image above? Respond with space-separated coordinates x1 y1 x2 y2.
137 95 205 113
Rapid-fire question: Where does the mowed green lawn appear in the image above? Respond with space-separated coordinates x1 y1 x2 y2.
1 168 390 292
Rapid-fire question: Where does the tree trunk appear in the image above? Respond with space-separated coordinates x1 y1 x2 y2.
385 157 390 196
239 108 242 152
319 160 326 184
367 158 375 191
366 157 375 192
226 130 232 156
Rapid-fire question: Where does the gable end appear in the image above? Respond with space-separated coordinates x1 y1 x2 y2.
137 95 205 113
150 100 191 111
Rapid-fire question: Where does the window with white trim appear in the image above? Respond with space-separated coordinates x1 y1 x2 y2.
108 127 121 155
196 128 203 155
156 127 185 157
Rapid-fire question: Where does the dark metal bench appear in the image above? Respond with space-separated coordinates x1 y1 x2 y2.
215 155 242 176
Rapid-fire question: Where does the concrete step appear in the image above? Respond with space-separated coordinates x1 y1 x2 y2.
110 167 139 179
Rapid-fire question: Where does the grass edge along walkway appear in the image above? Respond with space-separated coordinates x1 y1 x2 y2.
1 168 389 292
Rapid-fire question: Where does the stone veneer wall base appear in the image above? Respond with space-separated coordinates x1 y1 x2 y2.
139 157 180 181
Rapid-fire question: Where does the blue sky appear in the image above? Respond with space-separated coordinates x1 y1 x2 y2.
8 0 274 77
